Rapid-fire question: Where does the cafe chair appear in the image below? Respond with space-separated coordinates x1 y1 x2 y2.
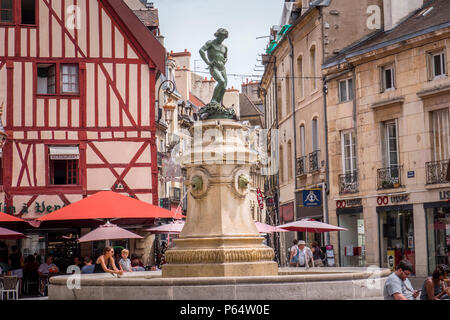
0 276 20 300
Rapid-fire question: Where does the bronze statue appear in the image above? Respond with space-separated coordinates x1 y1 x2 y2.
198 28 236 120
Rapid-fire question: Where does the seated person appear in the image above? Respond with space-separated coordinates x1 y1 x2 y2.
38 255 59 275
93 247 123 276
38 255 59 296
420 265 450 300
81 257 95 274
119 249 132 272
131 258 145 272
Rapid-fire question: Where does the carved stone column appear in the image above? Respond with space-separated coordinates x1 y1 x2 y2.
162 119 278 277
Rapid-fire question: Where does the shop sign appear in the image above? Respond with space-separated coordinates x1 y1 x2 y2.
256 189 264 210
336 198 362 208
0 201 66 216
439 190 450 200
302 189 321 207
265 197 275 207
390 194 409 204
377 194 409 206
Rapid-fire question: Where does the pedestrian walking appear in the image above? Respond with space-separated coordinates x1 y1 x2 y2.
297 241 314 268
311 241 324 267
289 239 300 267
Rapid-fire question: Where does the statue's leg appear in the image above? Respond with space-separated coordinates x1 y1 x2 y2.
219 69 228 104
210 67 226 104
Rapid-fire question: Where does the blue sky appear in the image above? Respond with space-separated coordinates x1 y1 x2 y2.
157 0 282 91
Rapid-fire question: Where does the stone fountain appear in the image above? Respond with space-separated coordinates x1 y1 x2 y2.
48 29 390 300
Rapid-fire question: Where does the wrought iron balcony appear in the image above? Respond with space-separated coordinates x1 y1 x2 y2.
426 159 450 185
309 150 320 173
296 156 307 176
339 171 359 194
377 165 403 190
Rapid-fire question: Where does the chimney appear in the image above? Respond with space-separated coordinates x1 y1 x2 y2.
383 0 423 31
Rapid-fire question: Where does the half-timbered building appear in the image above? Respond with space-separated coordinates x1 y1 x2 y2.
0 0 165 264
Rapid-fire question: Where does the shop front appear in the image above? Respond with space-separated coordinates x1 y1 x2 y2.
377 202 415 274
336 198 365 267
20 228 81 272
425 200 450 273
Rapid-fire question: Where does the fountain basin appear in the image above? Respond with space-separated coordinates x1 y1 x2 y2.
49 267 390 300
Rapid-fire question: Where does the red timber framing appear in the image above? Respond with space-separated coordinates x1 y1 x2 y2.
0 0 165 212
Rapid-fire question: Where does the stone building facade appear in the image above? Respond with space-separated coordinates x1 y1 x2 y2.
323 0 450 276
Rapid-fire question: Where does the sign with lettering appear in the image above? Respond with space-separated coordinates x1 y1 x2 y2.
0 201 66 217
439 191 450 200
407 171 415 178
256 189 264 210
336 198 362 208
377 194 410 206
302 189 321 207
390 194 409 204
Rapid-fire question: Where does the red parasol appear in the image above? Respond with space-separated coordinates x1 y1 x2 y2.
37 191 185 223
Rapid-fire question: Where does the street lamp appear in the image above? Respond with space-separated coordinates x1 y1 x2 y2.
0 102 8 149
156 79 177 125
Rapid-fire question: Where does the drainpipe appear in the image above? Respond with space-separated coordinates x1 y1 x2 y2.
287 34 299 222
273 56 283 265
320 7 330 246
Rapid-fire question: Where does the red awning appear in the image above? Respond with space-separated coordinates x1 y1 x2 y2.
0 227 27 240
0 212 25 222
37 191 185 222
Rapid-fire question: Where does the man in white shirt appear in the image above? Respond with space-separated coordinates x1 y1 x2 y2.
298 240 314 268
38 255 59 296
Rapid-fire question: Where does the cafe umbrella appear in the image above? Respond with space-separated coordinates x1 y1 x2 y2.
37 191 185 228
78 221 143 247
277 219 347 233
0 227 27 240
146 221 288 234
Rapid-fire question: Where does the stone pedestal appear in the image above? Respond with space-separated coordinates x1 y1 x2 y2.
162 119 278 278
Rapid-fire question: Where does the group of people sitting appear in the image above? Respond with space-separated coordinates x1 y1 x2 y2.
384 260 450 300
88 247 147 276
289 240 325 268
0 246 149 296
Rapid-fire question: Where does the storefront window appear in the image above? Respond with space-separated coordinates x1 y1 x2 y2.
426 206 450 273
379 208 415 274
338 213 366 267
20 234 46 258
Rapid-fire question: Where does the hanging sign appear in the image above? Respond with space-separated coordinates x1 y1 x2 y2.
302 189 321 207
256 189 264 210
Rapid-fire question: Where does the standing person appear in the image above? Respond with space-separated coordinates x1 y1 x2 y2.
119 249 132 272
311 241 324 267
420 265 450 300
289 239 300 267
298 241 314 269
81 257 95 274
384 260 419 300
94 247 123 276
0 255 8 273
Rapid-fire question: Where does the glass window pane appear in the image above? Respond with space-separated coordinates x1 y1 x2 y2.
434 54 442 76
339 81 347 102
348 79 353 100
